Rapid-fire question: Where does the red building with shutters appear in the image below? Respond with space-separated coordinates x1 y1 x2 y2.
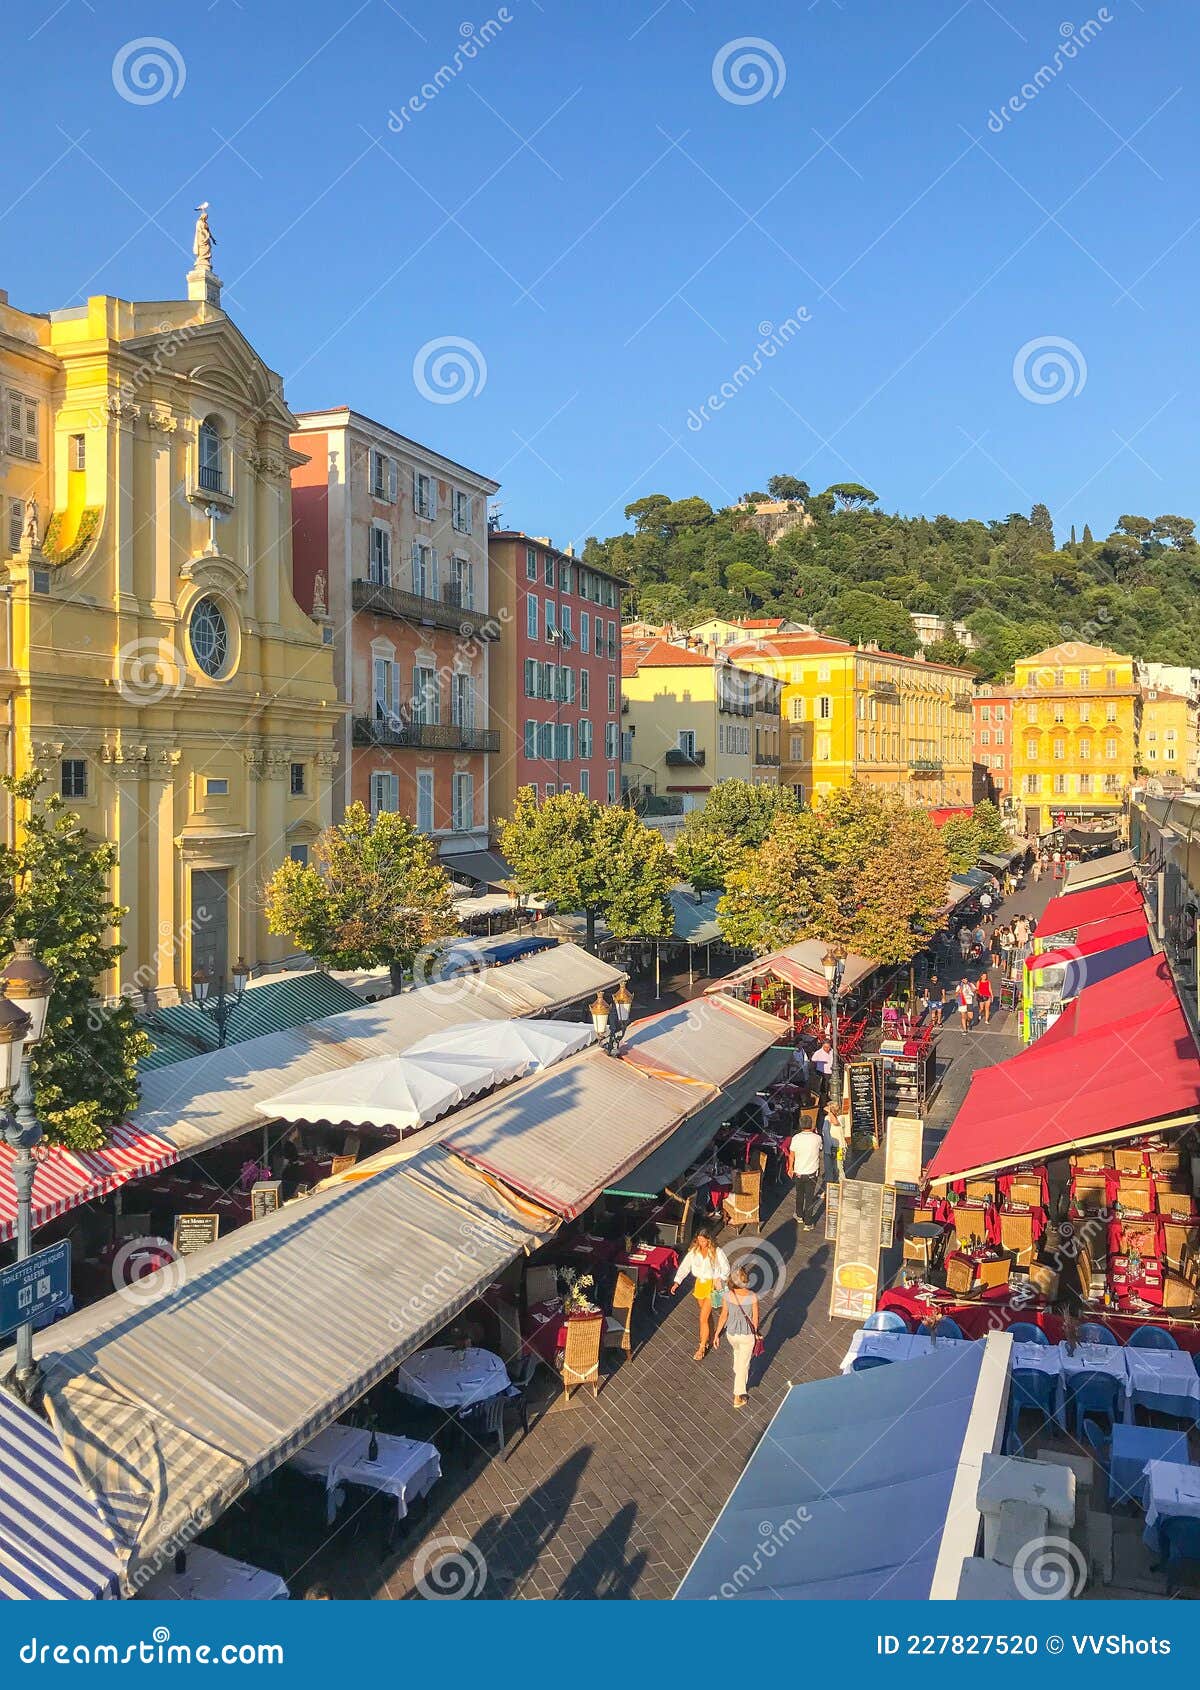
488 531 625 825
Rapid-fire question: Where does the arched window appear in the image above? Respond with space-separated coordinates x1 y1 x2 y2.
198 416 223 493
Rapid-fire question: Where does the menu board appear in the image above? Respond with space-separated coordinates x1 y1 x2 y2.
172 1213 220 1257
884 1116 925 1194
847 1061 880 1148
250 1180 283 1222
824 1179 840 1241
829 1178 887 1322
880 1185 897 1248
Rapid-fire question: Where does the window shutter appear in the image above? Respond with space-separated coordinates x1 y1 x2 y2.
429 548 439 598
388 457 397 502
412 468 419 510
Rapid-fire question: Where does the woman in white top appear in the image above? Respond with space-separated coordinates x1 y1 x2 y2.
671 1230 731 1361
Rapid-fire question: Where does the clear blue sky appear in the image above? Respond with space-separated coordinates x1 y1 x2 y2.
4 0 1196 549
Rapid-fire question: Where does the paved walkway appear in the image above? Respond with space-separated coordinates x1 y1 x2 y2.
214 868 1062 1600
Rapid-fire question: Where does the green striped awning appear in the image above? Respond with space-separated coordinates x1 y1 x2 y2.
139 974 364 1071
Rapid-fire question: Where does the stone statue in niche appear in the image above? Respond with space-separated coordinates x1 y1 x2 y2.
312 569 327 616
23 497 40 548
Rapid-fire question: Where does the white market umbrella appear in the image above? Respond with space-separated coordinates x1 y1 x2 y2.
257 1051 493 1133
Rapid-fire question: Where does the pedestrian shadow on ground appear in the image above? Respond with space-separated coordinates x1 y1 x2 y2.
557 1501 647 1599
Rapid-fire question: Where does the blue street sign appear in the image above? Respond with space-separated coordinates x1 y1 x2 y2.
0 1238 71 1339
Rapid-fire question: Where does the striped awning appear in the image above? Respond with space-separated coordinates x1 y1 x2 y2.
0 1389 118 1600
0 1125 178 1243
140 972 364 1070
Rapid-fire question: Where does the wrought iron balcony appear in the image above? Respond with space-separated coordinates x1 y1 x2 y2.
352 578 500 641
755 753 781 766
952 692 973 711
353 716 500 753
198 463 224 494
665 747 706 767
909 757 944 775
872 680 899 698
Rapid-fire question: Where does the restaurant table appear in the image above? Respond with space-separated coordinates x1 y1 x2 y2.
1058 1342 1127 1422
1108 1423 1191 1505
839 1331 941 1372
1010 1344 1066 1426
522 1297 568 1363
613 1244 679 1287
1141 1459 1200 1557
1123 1349 1200 1423
136 1545 289 1601
877 1286 1200 1353
560 1234 619 1264
394 1344 510 1409
288 1425 441 1525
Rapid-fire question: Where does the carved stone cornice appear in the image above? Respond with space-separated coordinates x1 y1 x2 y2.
105 395 141 424
314 749 339 774
243 449 291 481
99 740 181 782
145 408 178 434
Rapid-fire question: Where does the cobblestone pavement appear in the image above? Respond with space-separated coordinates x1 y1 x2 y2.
219 865 1063 1600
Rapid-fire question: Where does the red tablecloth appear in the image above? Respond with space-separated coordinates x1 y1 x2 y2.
521 1297 569 1362
613 1244 679 1287
561 1234 619 1264
878 1285 1200 1352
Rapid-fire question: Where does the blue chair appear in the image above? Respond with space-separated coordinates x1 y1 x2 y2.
863 1310 909 1333
1128 1325 1178 1350
1162 1516 1200 1595
1078 1322 1120 1347
1064 1372 1122 1439
931 1316 965 1340
1007 1322 1050 1346
1081 1415 1110 1486
851 1355 893 1372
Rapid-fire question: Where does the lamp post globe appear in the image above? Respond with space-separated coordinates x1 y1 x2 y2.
2 939 53 1048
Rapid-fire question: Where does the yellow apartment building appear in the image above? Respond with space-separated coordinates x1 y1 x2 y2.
1010 643 1137 835
620 637 781 812
724 633 974 808
0 222 340 1004
1138 685 1192 792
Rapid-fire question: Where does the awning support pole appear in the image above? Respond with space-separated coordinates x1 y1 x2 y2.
655 943 661 1000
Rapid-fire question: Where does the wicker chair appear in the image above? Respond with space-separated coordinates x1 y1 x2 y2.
560 1314 603 1401
722 1170 760 1235
662 1188 695 1252
525 1265 559 1305
603 1269 638 1356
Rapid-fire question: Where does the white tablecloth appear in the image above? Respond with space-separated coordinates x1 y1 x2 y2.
288 1425 441 1523
1058 1341 1128 1389
1142 1459 1200 1554
136 1546 289 1601
1010 1344 1066 1425
1123 1349 1200 1423
840 1331 940 1372
394 1344 510 1408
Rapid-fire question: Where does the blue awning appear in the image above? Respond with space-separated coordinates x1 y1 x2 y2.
0 1389 118 1600
675 1335 1010 1600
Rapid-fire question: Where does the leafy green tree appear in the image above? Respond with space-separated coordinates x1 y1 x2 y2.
826 482 879 511
971 799 1010 854
1154 514 1196 549
1030 502 1055 544
924 637 973 669
499 788 674 951
265 802 460 993
823 589 918 655
718 786 950 965
938 814 982 872
674 781 801 893
766 474 810 503
0 770 150 1150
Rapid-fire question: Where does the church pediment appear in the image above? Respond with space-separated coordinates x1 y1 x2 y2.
180 547 246 595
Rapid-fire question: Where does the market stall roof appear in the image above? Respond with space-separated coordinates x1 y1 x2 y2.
926 959 1200 1184
0 1125 178 1244
130 944 623 1160
674 1333 1010 1600
0 1388 119 1600
1062 847 1135 891
667 888 723 946
12 1145 553 1586
708 940 878 1001
440 848 512 888
620 994 783 1090
439 1048 712 1218
406 1017 595 1073
952 867 991 889
1034 878 1144 941
256 1047 516 1132
1034 952 1177 1048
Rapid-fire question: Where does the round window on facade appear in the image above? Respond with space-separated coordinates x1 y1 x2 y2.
189 596 231 679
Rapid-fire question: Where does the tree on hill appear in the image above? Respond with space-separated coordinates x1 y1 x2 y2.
766 474 810 503
823 589 918 655
499 789 674 951
718 786 950 965
265 803 460 993
0 769 150 1150
826 483 879 511
674 781 801 893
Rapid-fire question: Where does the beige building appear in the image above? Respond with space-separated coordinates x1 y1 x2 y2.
0 229 340 1004
620 637 781 812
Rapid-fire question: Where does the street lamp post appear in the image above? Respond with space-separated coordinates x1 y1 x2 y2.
821 944 846 1104
590 982 633 1055
192 957 251 1048
1 939 54 1395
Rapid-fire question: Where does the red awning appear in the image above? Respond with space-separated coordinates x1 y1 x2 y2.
1034 878 1144 940
925 957 1200 1183
0 1123 178 1242
1024 914 1149 974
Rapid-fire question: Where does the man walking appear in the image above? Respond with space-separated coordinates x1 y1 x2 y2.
787 1117 823 1230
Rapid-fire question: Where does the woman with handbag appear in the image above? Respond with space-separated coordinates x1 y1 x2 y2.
714 1267 761 1408
670 1229 730 1360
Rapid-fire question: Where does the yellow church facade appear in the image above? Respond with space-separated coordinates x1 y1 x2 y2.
0 229 341 1004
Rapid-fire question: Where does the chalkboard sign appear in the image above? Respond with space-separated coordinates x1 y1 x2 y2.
829 1179 887 1322
250 1180 283 1222
847 1061 879 1147
824 1179 840 1241
881 1185 897 1248
172 1213 220 1257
